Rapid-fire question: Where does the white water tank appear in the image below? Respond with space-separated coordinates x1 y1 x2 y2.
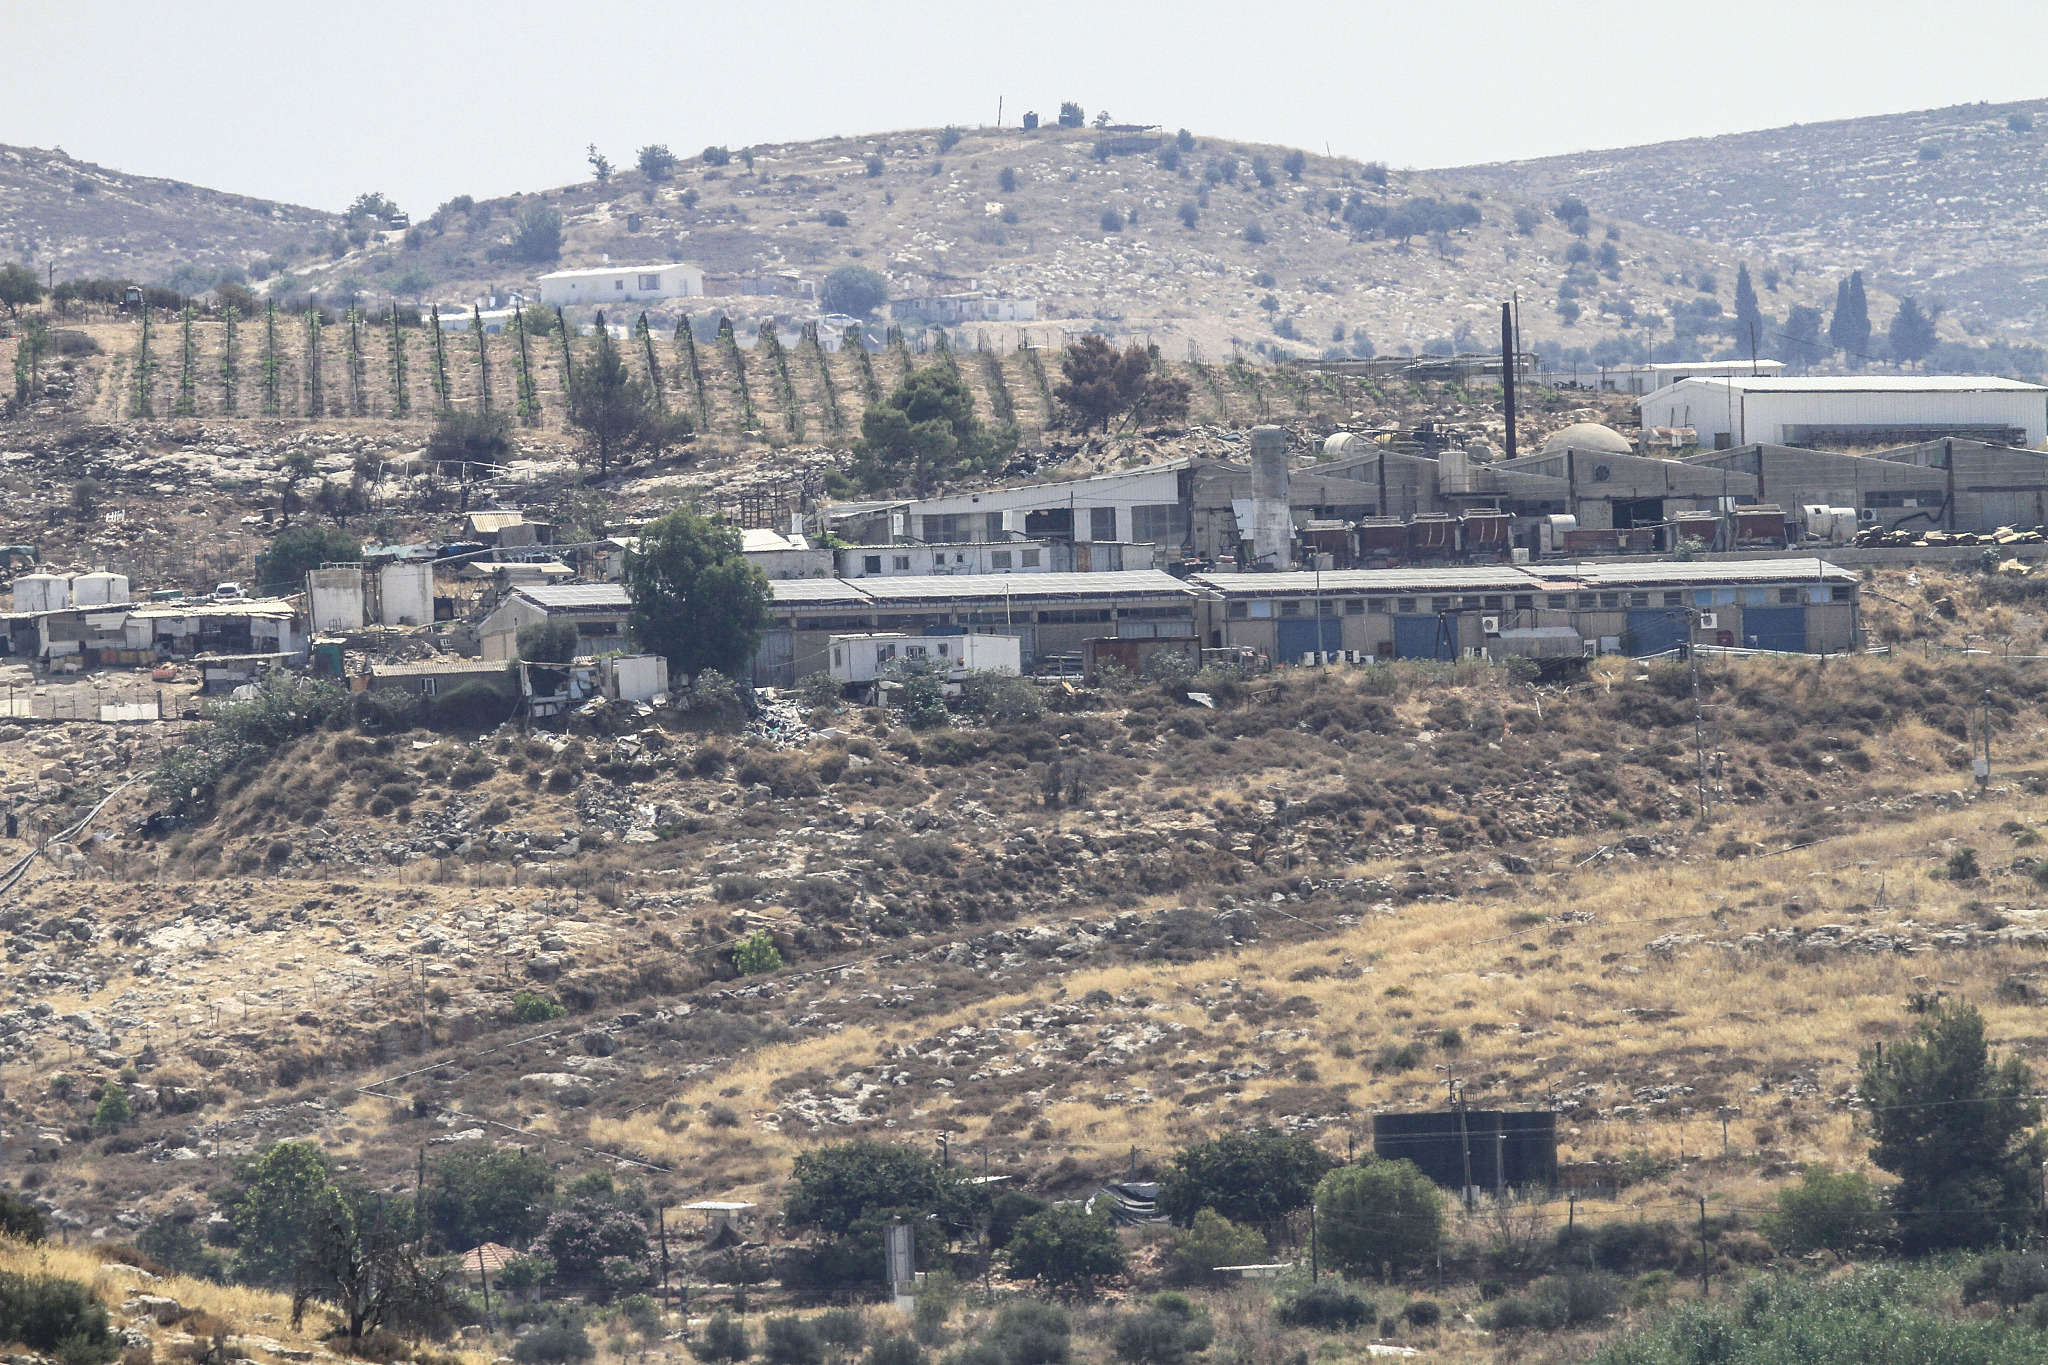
378 562 433 627
11 573 69 613
307 567 366 631
71 571 130 607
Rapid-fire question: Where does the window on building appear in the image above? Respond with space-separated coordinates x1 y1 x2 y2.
1547 594 1568 609
922 513 966 541
580 621 620 636
1599 593 1620 609
1629 592 1649 607
1021 549 1041 567
985 511 1005 540
1279 600 1302 616
991 551 1013 569
933 555 946 569
1483 596 1503 611
1577 593 1598 609
613 279 625 290
832 647 843 667
1743 587 1769 606
892 555 910 570
1832 585 1852 602
1430 597 1451 613
954 553 966 564
1396 598 1417 613
1130 504 1189 543
1248 600 1273 618
878 643 896 662
1344 598 1365 615
1779 587 1800 604
1514 595 1534 610
1319 598 1339 617
1662 591 1683 606
1459 595 1481 610
862 555 882 574
422 677 439 698
1227 602 1249 619
1090 507 1118 541
1367 598 1389 613
637 274 660 290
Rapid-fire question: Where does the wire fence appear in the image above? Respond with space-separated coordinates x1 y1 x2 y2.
0 681 167 722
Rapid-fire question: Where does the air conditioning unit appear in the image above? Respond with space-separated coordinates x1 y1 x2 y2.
1698 612 1718 630
1480 615 1501 634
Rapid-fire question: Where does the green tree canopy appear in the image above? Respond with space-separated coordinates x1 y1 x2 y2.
1757 1165 1889 1255
1314 1159 1444 1277
568 315 651 477
784 1142 973 1237
638 145 678 181
1859 1000 2042 1252
0 262 43 319
624 508 773 679
1154 1128 1336 1235
255 525 361 596
423 1145 557 1251
510 206 565 265
232 1141 341 1286
1889 297 1940 368
1052 336 1192 434
426 410 513 466
1830 270 1872 365
851 364 1013 495
820 266 890 319
1005 1205 1127 1299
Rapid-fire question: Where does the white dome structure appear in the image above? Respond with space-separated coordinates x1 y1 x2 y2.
1537 422 1633 458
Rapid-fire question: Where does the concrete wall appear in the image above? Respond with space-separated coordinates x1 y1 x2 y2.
308 568 366 632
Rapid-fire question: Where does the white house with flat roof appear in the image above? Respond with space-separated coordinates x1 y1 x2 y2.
1641 375 2048 450
536 263 704 307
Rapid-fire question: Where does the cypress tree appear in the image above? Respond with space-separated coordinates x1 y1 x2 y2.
805 323 842 431
220 305 240 414
429 310 452 412
717 316 758 429
512 305 540 425
174 305 198 417
1732 264 1764 360
346 309 367 416
305 308 324 416
132 306 154 418
847 325 880 403
387 306 411 417
261 302 282 416
673 317 709 427
555 307 575 423
637 312 665 410
1834 271 1872 367
471 304 493 415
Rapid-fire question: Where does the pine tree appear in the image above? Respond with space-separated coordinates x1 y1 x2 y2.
1828 277 1852 356
1889 297 1940 368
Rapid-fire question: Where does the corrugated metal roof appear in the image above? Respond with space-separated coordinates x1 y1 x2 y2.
1194 567 1542 595
852 570 1195 602
1542 559 1857 586
1643 375 2048 399
372 659 507 677
516 584 632 610
466 512 528 532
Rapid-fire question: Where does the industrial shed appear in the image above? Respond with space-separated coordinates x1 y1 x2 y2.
1640 376 2048 450
1689 439 2048 534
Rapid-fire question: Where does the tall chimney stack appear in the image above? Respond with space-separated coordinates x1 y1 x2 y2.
1249 425 1294 570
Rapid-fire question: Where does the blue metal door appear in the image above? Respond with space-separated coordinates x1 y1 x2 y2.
1742 605 1807 653
1277 617 1342 663
1625 609 1685 658
1393 614 1452 660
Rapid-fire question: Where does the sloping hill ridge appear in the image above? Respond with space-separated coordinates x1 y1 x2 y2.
0 142 336 287
1434 96 2048 345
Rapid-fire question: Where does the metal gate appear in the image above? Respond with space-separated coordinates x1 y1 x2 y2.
754 629 795 686
1742 606 1807 653
1392 613 1454 661
1277 617 1342 663
1625 609 1685 658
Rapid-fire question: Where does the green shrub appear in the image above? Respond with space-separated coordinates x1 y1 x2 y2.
512 992 568 1024
1531 1271 1620 1326
1961 1252 2048 1309
0 1194 45 1245
1758 1165 1888 1254
1315 1160 1444 1276
1274 1284 1373 1331
91 1081 129 1134
135 1216 224 1281
1005 1206 1128 1296
432 682 516 731
513 1322 594 1364
694 1311 751 1363
816 1311 868 1349
1946 846 1982 881
763 1316 823 1365
1109 1297 1212 1365
794 672 843 710
0 1274 116 1364
1167 1208 1266 1285
867 1337 922 1365
618 1295 662 1336
496 1256 555 1291
981 1302 1070 1365
732 930 783 975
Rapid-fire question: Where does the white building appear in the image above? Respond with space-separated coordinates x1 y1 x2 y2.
1552 359 1786 395
894 292 1037 323
536 263 705 307
824 462 1190 548
1640 376 2048 450
827 632 1021 684
742 527 834 580
838 540 1159 577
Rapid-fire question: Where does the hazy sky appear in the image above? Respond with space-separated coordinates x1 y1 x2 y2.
5 0 2045 215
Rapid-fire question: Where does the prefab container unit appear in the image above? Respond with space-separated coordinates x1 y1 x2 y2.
1355 518 1409 554
1731 505 1789 547
826 632 1021 684
1640 376 2048 450
71 572 130 607
11 574 69 613
1673 511 1721 546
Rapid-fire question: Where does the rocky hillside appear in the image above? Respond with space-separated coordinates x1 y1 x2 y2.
0 143 335 289
1435 96 2048 347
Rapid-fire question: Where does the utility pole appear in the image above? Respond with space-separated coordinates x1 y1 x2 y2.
1500 301 1518 461
1691 611 1711 818
657 1204 671 1303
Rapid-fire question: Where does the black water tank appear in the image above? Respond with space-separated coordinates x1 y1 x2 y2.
1372 1110 1558 1190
